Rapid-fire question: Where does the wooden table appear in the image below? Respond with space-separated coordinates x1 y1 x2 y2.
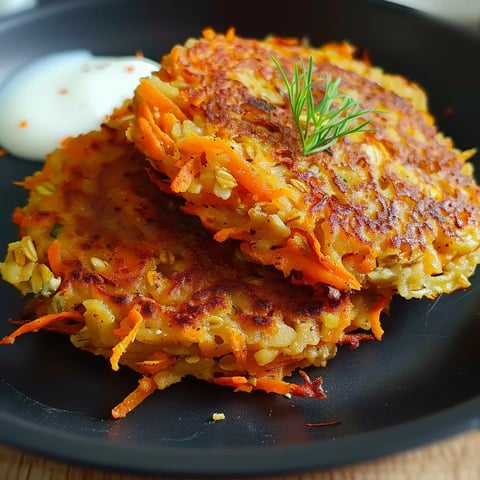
1 428 480 479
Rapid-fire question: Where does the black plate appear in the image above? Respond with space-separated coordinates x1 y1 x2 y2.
1 0 479 477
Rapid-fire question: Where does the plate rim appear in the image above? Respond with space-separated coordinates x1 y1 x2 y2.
1 389 479 477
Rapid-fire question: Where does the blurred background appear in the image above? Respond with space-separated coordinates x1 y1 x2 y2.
387 0 480 30
0 0 480 31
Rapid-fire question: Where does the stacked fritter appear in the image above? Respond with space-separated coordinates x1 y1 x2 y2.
0 107 381 417
2 29 480 417
128 28 480 300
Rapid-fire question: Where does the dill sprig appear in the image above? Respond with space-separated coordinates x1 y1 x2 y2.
273 56 375 155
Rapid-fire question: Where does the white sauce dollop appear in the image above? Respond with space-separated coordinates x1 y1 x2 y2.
0 50 159 161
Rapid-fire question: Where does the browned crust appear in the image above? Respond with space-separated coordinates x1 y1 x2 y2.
129 30 480 296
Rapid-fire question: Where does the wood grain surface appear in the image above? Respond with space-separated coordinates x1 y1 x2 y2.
1 429 480 480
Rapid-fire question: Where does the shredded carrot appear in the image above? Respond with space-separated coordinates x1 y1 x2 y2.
213 375 249 386
177 134 273 201
136 352 175 375
216 228 360 291
369 294 390 340
158 112 179 136
136 104 177 158
110 307 143 371
0 311 84 345
212 372 328 398
234 383 255 393
305 231 361 289
213 226 251 243
240 240 358 291
177 132 294 202
167 45 186 80
140 103 176 151
137 117 167 159
212 376 253 393
171 155 202 192
136 78 187 121
253 378 293 395
46 240 62 276
111 376 157 419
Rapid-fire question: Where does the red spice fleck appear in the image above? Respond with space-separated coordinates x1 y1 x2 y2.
124 65 135 73
58 88 69 95
337 333 374 349
18 120 28 129
305 420 341 427
135 50 144 58
0 148 7 157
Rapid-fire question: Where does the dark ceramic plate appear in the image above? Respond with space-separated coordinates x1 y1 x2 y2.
0 0 479 477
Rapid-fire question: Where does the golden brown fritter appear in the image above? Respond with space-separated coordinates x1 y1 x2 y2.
128 29 480 299
0 106 387 417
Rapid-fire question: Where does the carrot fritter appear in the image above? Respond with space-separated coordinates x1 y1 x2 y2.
128 29 480 299
0 106 388 417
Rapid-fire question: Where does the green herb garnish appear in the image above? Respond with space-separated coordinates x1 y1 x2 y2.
49 222 63 238
273 56 375 155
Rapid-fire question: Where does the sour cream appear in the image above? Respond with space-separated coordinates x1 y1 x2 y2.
0 50 159 161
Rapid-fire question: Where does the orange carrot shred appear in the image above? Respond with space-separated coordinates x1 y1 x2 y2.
47 240 62 276
0 311 84 345
253 378 293 395
140 103 176 149
136 352 175 375
111 376 157 419
177 134 273 200
240 241 358 291
369 294 389 340
212 376 249 387
305 231 361 289
171 155 202 192
213 226 251 243
137 78 187 121
110 307 143 371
